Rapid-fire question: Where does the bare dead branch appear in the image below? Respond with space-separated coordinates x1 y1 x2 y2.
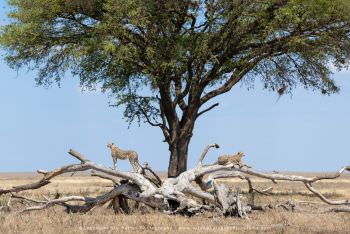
304 182 350 205
11 194 46 204
68 149 89 163
37 170 48 175
235 166 350 184
90 171 120 185
310 166 350 182
240 176 273 196
254 187 273 196
19 183 141 213
329 207 350 213
183 185 216 203
21 196 88 213
141 164 162 188
0 164 91 195
0 149 157 197
204 165 350 206
197 143 220 166
0 180 51 196
1 145 348 218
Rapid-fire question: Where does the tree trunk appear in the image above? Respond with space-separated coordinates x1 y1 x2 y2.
166 103 199 178
168 136 191 178
159 88 200 178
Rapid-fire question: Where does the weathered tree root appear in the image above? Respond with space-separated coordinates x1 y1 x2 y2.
0 144 349 217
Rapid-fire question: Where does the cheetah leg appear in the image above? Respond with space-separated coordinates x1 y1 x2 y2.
132 160 137 172
113 157 117 170
129 159 138 172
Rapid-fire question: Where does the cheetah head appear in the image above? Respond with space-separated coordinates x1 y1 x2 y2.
107 142 115 149
237 152 245 158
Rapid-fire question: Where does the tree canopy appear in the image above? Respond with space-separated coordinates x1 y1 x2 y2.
2 0 350 176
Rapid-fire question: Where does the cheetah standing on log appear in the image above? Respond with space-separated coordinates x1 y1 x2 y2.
107 142 140 172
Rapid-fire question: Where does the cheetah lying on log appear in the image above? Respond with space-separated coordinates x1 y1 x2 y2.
217 152 251 168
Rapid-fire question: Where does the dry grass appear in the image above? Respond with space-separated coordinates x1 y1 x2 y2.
0 172 349 233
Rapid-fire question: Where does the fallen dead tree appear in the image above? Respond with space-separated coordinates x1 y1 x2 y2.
0 144 349 217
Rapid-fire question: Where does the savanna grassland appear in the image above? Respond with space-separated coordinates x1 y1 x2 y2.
0 172 349 233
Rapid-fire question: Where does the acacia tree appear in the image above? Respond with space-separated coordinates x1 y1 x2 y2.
1 0 350 177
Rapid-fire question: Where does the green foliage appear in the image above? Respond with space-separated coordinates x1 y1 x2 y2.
1 0 350 125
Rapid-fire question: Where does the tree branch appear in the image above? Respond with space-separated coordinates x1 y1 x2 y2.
208 165 350 206
157 95 171 143
183 185 216 203
0 149 157 197
329 207 350 213
200 64 255 104
173 78 188 111
197 143 220 166
137 103 163 127
304 182 349 205
68 149 89 163
11 194 46 204
197 103 219 118
19 184 137 213
90 171 120 185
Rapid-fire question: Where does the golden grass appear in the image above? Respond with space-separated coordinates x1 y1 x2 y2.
0 208 349 233
0 172 349 233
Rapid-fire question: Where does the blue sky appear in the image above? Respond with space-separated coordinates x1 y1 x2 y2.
0 1 349 172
